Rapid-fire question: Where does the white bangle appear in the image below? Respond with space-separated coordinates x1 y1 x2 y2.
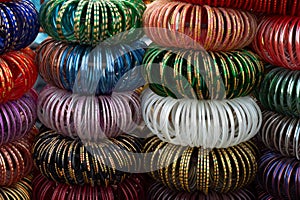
142 89 262 148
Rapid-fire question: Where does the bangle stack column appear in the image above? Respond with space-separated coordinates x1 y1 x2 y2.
142 0 264 198
252 12 300 200
0 0 39 199
32 0 148 199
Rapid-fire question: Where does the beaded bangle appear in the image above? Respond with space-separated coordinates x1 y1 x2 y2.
258 150 300 199
259 110 300 160
253 16 300 70
144 137 259 193
33 130 143 186
33 173 145 200
0 175 32 200
0 89 37 145
143 0 257 51
0 48 38 102
142 89 262 148
142 45 263 100
36 38 146 95
258 67 300 117
0 129 35 186
148 181 256 200
38 85 142 140
39 0 145 46
0 0 39 53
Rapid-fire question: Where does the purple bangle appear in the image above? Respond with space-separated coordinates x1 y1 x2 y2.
0 89 37 145
38 85 142 140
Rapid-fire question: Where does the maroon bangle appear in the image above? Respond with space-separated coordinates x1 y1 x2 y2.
33 174 145 200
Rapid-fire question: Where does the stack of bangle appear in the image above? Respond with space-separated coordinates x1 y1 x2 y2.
148 182 256 200
0 48 38 103
0 89 37 145
260 110 300 160
253 16 300 70
0 0 39 54
38 85 142 140
258 67 300 117
39 0 146 46
258 150 300 199
173 0 300 16
36 38 146 95
33 130 143 186
143 1 257 51
142 89 262 148
0 130 34 186
33 173 145 200
0 175 32 200
144 137 259 193
142 45 263 100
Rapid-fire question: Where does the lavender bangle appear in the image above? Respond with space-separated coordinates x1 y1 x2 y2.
38 85 142 141
0 89 37 145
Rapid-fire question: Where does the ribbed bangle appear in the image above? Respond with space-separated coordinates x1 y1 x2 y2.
39 0 145 45
142 89 262 148
258 67 300 117
0 48 38 103
33 173 145 200
0 129 35 186
33 130 143 186
260 110 300 160
143 1 257 51
0 0 39 53
148 181 256 200
0 175 32 200
253 16 300 70
38 85 142 140
258 150 300 199
142 44 264 100
36 38 146 95
0 89 37 145
144 137 259 193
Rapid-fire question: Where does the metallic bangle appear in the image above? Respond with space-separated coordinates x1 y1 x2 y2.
142 88 262 149
260 110 300 160
258 150 300 199
143 1 257 51
142 44 264 100
0 175 32 200
144 137 258 193
38 85 142 141
32 130 143 186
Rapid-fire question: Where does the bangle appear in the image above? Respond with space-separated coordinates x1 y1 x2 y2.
0 175 32 200
32 130 143 186
260 110 300 160
258 67 300 117
258 150 300 199
0 89 37 146
144 137 259 193
148 181 256 199
256 184 278 200
142 44 264 100
33 173 145 200
0 129 35 186
0 48 38 103
143 1 257 51
36 38 146 95
39 0 145 45
0 0 39 53
142 89 262 148
38 85 142 140
253 16 300 70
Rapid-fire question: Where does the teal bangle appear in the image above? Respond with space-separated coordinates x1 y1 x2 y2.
143 44 264 100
